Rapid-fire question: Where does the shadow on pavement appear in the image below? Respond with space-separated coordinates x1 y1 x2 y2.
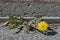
15 26 57 36
40 27 57 36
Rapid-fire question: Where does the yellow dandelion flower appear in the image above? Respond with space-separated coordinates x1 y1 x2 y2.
37 21 49 32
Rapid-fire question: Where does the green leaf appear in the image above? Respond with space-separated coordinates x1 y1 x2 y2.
9 15 18 24
36 15 42 20
9 19 17 24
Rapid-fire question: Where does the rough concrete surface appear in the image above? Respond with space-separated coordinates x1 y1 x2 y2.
0 1 60 17
0 25 60 40
0 1 60 40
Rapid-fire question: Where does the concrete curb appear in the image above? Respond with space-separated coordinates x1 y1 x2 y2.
0 17 60 19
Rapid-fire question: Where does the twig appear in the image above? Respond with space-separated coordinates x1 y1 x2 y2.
0 21 9 27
